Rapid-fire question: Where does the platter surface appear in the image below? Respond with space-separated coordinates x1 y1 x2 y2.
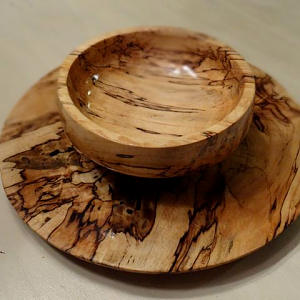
0 66 300 273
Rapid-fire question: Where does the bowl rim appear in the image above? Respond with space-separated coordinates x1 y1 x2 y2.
57 26 255 149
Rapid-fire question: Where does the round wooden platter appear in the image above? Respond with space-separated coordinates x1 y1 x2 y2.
0 65 300 273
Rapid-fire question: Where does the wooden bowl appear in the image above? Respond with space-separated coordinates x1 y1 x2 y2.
58 27 255 178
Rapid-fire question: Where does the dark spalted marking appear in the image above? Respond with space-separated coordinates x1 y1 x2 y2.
167 159 199 178
101 158 176 178
49 149 60 157
76 97 103 118
93 80 204 113
270 198 277 214
167 80 209 86
0 251 5 254
87 110 102 118
4 130 81 170
0 112 60 143
78 53 90 71
204 131 218 147
169 169 225 272
240 74 254 83
254 75 291 123
103 91 202 113
77 97 85 108
228 240 234 253
49 172 161 254
127 41 144 51
197 131 218 158
136 127 182 137
108 174 162 241
253 113 265 132
96 158 171 172
272 142 300 237
3 126 160 251
116 154 134 158
294 162 299 174
145 46 217 62
202 131 217 138
136 127 160 135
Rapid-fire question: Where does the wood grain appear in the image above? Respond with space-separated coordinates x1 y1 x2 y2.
58 27 255 178
1 65 300 273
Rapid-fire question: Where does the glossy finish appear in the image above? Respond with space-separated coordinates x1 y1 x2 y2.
1 65 300 273
58 27 255 178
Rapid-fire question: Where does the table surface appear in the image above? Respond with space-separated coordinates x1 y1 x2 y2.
0 1 300 299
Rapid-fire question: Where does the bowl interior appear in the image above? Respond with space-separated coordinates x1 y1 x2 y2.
67 29 248 146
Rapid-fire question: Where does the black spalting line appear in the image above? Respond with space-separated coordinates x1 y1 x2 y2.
169 174 225 272
76 97 86 108
198 131 218 156
98 159 170 171
254 75 291 124
104 93 202 113
136 127 182 137
93 80 204 113
0 112 60 143
2 116 162 258
76 98 102 118
136 127 159 134
116 154 134 158
253 113 265 132
78 53 90 71
202 131 217 138
64 168 160 258
49 149 60 157
228 240 234 253
273 143 300 236
167 80 209 86
3 128 81 170
270 198 277 214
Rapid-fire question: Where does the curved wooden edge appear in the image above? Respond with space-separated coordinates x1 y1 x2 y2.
57 26 255 147
57 27 255 177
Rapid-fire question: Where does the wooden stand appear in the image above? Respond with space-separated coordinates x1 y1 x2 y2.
0 65 300 273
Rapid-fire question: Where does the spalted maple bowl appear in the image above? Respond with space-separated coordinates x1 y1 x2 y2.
58 27 255 178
